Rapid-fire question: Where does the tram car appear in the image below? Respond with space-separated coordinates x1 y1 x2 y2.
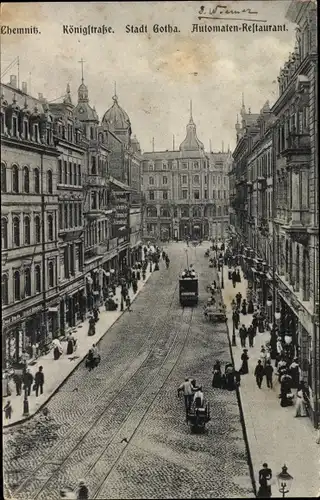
187 402 211 432
179 271 199 306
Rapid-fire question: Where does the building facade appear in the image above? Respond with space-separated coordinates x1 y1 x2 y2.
142 107 230 241
1 79 143 368
230 0 319 427
1 78 60 363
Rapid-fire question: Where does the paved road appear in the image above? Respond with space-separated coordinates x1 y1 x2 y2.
3 242 253 499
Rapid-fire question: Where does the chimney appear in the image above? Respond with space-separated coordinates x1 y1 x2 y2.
22 82 27 93
9 75 17 88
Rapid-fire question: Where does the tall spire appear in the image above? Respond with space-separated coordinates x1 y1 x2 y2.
78 58 85 83
241 93 246 116
189 99 194 123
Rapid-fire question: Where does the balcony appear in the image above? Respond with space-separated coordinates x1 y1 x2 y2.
281 133 311 165
86 208 103 220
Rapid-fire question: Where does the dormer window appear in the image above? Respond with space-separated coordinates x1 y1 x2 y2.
12 116 18 137
24 120 29 139
34 124 39 142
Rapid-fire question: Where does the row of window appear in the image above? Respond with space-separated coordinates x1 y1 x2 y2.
58 203 83 230
1 113 53 145
2 263 55 305
58 159 82 186
1 214 54 249
146 174 228 186
84 220 110 248
146 206 228 218
144 160 204 172
147 189 228 201
1 164 53 194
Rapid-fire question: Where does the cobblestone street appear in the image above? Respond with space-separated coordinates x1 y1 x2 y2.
3 242 253 499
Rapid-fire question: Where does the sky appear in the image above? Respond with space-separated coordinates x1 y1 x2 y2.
1 1 298 153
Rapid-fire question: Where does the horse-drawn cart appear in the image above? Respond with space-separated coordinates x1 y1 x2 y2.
186 402 211 432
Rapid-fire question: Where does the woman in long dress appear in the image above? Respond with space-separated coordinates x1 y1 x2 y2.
52 338 63 360
66 333 75 355
295 383 308 417
212 361 222 388
239 349 249 374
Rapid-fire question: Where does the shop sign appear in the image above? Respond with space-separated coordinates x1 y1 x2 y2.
113 191 129 238
3 312 24 327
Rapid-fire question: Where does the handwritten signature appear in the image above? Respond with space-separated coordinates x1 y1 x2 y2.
198 4 267 23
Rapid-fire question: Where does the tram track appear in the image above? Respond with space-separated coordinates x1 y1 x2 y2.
12 263 184 500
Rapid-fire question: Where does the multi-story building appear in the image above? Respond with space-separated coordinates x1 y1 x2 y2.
230 0 318 426
142 106 230 241
1 77 60 365
49 85 87 334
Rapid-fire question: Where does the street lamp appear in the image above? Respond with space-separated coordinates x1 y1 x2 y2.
277 465 293 498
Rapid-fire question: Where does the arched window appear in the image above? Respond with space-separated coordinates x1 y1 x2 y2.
1 162 7 193
34 168 40 194
181 207 189 218
12 165 19 193
24 268 31 296
35 265 41 293
1 218 8 249
160 208 170 217
13 216 20 246
193 207 201 218
48 214 53 241
47 170 53 194
48 261 54 287
2 274 8 305
23 167 30 193
34 215 41 243
24 216 31 245
149 176 154 185
147 206 157 217
13 270 20 301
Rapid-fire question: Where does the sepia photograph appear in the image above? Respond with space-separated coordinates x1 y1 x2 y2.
1 1 319 498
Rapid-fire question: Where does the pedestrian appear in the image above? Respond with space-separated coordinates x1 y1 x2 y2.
224 363 235 391
295 382 308 417
280 371 293 407
66 332 76 355
239 324 247 348
236 268 241 283
93 306 99 323
259 346 267 369
126 295 132 311
132 278 138 294
257 463 272 498
241 299 247 315
212 360 222 388
88 315 96 336
35 366 44 397
247 325 255 348
236 292 242 309
3 401 13 423
178 378 196 418
247 299 254 314
23 368 34 396
52 338 63 359
13 371 23 396
231 269 237 288
254 360 264 389
232 309 240 330
239 349 249 374
77 480 89 500
265 361 274 389
289 358 300 388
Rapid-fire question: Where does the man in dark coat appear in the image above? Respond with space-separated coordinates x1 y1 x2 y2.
254 360 264 388
248 324 255 348
23 369 34 396
239 325 247 348
265 361 274 389
13 371 23 396
232 309 240 330
236 292 242 308
35 366 44 397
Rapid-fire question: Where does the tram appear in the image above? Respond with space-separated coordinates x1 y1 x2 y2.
179 270 199 306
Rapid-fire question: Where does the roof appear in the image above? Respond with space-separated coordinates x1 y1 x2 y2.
1 83 45 113
102 94 131 132
179 115 204 152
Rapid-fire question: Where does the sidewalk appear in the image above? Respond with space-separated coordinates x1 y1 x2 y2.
220 266 320 498
3 267 154 428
